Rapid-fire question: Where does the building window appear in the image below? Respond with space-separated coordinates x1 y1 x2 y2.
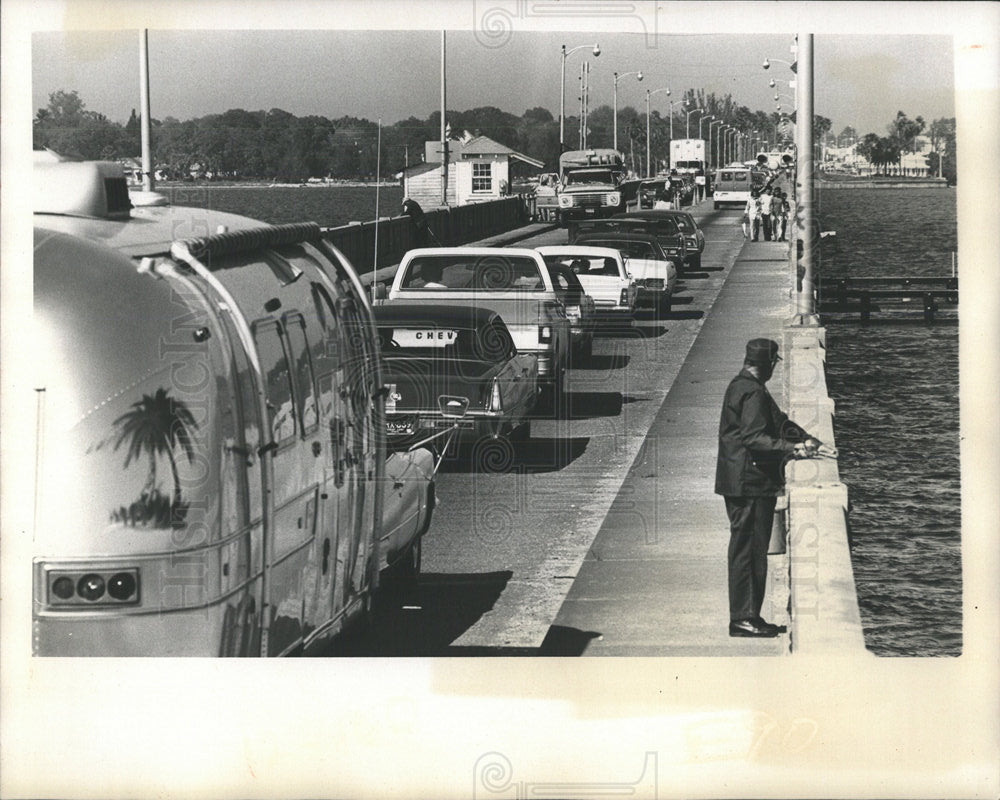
472 162 492 193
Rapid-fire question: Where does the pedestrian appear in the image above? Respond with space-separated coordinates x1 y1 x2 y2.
774 189 790 242
743 192 762 241
758 186 774 241
715 338 821 638
402 197 441 247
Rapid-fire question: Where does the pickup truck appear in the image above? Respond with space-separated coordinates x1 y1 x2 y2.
375 247 571 406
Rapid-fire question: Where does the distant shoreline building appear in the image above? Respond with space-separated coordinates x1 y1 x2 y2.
401 130 544 207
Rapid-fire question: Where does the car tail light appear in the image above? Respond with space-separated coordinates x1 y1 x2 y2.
486 378 503 414
620 288 629 306
538 325 552 343
565 305 581 320
45 567 141 607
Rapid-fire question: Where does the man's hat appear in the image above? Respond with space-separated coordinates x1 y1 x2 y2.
745 338 781 367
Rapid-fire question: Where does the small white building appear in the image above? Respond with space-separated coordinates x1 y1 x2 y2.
402 132 544 207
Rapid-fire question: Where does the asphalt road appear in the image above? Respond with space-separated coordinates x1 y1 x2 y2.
334 199 749 656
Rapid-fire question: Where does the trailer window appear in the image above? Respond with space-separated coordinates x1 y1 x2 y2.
284 314 319 435
253 320 297 445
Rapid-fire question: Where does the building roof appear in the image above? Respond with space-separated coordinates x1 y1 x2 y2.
423 136 545 169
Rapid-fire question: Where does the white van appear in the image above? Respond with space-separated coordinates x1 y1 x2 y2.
712 167 752 209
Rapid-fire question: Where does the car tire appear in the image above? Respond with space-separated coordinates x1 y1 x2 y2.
657 294 672 316
510 420 531 443
579 336 593 365
713 201 720 210
689 253 702 270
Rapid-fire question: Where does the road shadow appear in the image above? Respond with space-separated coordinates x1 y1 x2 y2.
538 625 603 656
513 435 590 473
660 308 705 321
565 390 624 420
605 319 668 337
582 352 631 370
324 571 515 656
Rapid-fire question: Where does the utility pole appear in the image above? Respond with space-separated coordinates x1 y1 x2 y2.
139 30 153 192
440 30 448 206
794 33 818 324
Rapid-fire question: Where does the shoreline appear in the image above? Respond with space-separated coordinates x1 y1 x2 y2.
130 181 401 190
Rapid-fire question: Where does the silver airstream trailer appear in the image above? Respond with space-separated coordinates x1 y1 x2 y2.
32 158 435 656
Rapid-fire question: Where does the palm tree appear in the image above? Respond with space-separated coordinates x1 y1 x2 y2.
112 388 199 507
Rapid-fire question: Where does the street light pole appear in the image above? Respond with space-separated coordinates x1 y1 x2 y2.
646 88 672 178
560 42 600 153
686 107 701 139
613 70 643 152
699 114 714 141
709 119 723 171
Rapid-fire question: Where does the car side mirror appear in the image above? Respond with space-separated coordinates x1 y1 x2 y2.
372 283 387 301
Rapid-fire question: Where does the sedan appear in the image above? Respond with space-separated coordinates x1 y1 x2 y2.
574 232 678 315
543 261 597 363
374 304 538 451
625 209 706 269
536 244 637 325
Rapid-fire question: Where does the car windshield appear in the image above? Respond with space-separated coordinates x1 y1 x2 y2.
402 254 544 291
543 254 620 277
672 216 695 233
564 169 617 186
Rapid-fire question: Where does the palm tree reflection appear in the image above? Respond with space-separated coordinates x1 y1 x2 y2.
108 388 200 527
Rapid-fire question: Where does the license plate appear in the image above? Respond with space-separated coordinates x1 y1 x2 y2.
386 419 415 435
393 329 457 347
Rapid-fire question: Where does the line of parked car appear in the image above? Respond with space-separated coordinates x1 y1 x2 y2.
371 209 707 460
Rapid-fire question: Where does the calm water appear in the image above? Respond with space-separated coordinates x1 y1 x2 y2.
156 184 405 227
817 188 961 656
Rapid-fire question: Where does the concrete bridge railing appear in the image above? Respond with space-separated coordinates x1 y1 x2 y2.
781 323 868 654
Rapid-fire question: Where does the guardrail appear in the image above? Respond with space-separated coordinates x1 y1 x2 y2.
320 195 533 275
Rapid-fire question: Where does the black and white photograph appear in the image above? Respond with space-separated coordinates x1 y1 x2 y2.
2 1 997 797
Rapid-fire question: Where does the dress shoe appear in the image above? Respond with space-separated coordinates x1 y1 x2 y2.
753 616 786 634
729 619 779 638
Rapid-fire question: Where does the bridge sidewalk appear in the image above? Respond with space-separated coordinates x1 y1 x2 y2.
544 234 796 656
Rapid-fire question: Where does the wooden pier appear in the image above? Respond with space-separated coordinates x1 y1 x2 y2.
818 275 958 321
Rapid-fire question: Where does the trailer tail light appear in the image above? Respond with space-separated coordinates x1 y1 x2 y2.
486 378 503 415
44 567 141 607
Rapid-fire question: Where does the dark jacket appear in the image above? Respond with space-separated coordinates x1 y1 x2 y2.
715 368 813 497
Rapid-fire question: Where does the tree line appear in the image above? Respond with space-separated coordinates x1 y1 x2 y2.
852 111 956 183
36 90 949 183
33 88 799 182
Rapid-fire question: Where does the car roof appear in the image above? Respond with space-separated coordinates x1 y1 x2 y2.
536 245 625 260
576 232 661 245
622 210 693 220
373 304 503 329
402 247 542 260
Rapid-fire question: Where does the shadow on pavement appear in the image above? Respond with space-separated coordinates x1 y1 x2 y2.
538 625 603 656
514 435 590 473
660 309 705 321
583 352 631 370
325 571 515 656
565 390 624 420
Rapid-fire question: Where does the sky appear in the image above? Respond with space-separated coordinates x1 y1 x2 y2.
31 25 955 140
